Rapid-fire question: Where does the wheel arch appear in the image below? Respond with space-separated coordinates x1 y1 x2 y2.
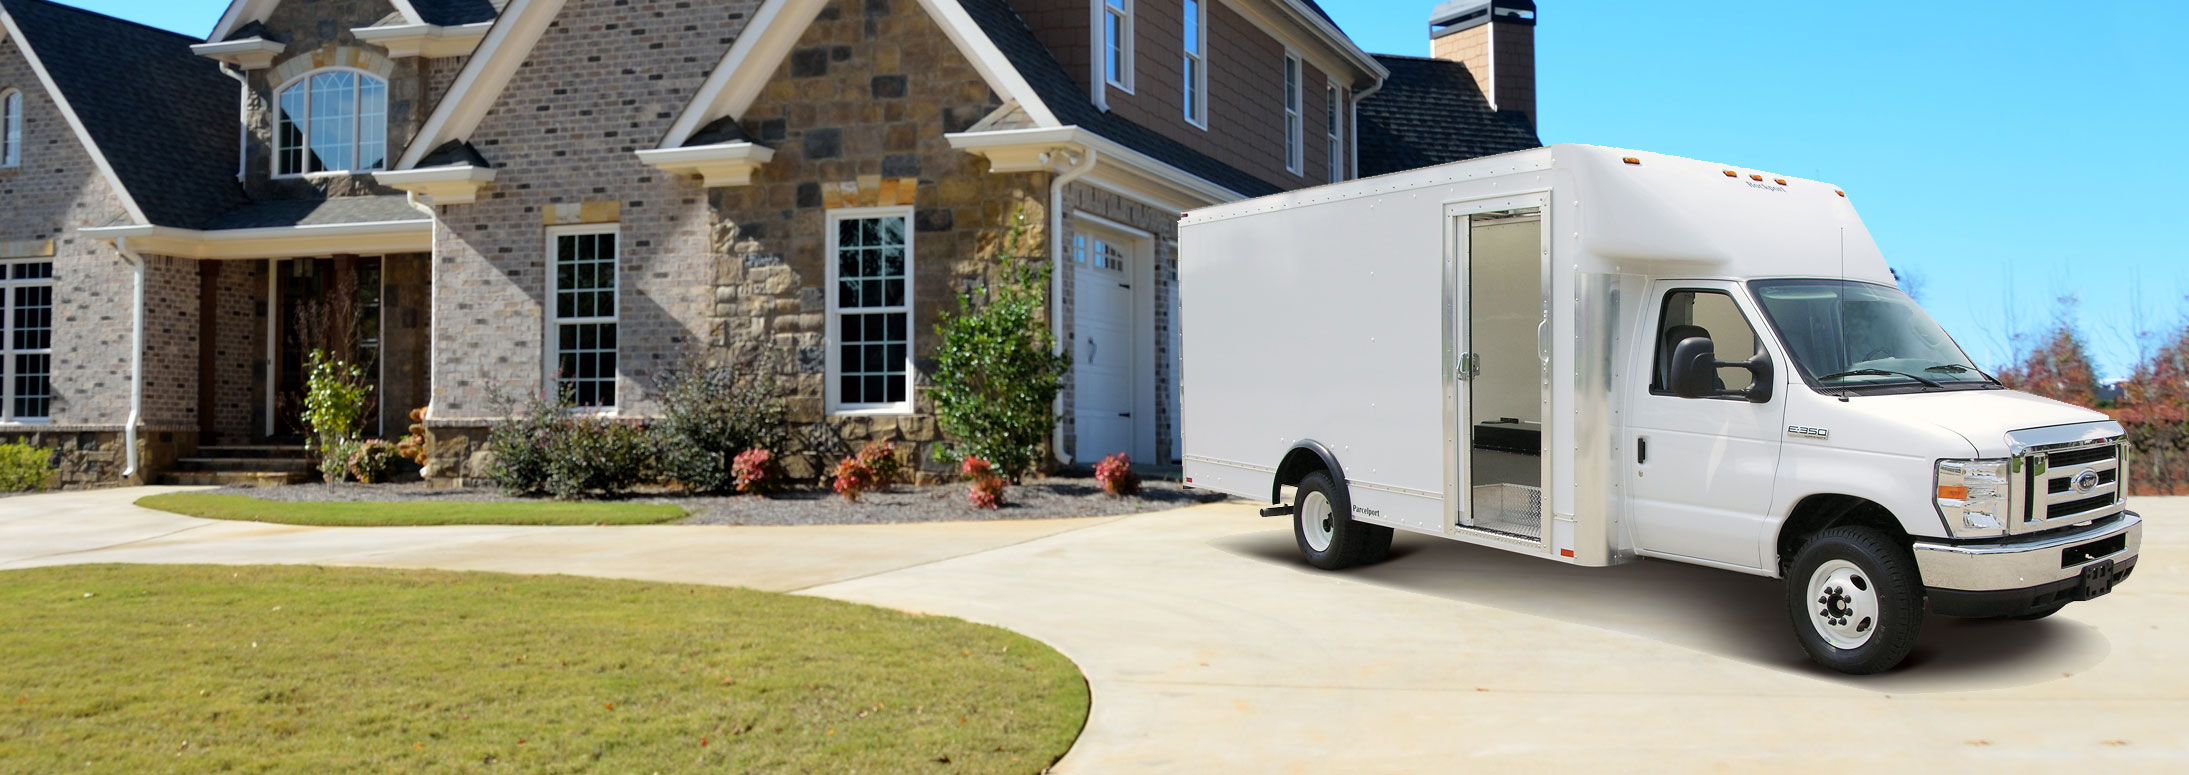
1272 440 1348 506
1773 494 1912 578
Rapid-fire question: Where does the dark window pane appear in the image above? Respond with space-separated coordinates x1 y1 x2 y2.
840 375 861 403
881 247 904 277
865 376 885 403
839 218 859 246
599 325 617 350
886 344 906 371
886 314 906 341
860 250 880 279
888 377 906 404
839 280 860 308
884 279 903 307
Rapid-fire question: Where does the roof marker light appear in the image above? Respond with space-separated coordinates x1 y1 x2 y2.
1722 170 1738 178
1622 157 1642 165
1774 178 1788 186
1750 174 1764 182
1836 190 1847 197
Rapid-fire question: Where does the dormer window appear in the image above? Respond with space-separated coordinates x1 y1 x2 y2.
275 70 387 176
2 90 21 168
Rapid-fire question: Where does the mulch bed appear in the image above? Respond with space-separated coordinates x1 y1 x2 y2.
198 475 1228 527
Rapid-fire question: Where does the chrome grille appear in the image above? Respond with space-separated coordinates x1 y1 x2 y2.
2015 437 2126 533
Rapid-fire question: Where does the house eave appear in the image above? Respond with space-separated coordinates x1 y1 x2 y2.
946 126 1247 208
82 220 433 260
375 165 497 204
350 22 493 58
188 37 288 70
634 143 777 188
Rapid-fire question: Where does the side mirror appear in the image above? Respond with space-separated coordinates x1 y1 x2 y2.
1670 337 1776 404
1669 337 1719 399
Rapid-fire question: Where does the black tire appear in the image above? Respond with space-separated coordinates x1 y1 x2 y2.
1784 526 1924 675
2008 605 2066 621
1291 471 1394 570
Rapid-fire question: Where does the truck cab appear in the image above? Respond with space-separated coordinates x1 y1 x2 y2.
1179 144 2140 674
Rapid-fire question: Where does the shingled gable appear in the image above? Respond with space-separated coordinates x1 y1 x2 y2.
1357 53 1542 178
0 0 244 228
207 0 502 44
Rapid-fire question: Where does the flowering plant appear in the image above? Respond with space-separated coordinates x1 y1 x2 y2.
1095 453 1140 497
833 456 878 502
731 448 782 495
964 457 1006 509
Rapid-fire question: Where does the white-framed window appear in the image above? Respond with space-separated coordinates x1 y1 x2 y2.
1282 53 1302 175
826 208 914 415
2 90 21 169
547 225 619 409
1 260 54 422
274 69 388 176
1103 0 1134 92
1326 83 1344 183
1182 0 1206 128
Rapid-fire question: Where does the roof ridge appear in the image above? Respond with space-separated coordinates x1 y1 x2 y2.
0 0 204 44
1371 52 1457 63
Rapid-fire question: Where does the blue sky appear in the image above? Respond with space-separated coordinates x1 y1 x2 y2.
64 0 2189 379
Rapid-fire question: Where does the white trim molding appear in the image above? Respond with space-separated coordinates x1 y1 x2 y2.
81 220 432 260
633 142 777 188
189 37 287 69
659 0 1057 149
946 125 1246 210
351 22 494 59
375 164 497 204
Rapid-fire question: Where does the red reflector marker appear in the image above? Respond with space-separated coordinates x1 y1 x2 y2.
1559 549 1576 558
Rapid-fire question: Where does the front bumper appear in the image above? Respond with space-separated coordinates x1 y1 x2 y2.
1913 511 2141 618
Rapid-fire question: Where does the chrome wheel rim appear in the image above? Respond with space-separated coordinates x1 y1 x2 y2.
1299 490 1335 553
1807 559 1879 650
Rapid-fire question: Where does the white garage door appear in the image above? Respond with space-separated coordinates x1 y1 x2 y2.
1073 232 1134 464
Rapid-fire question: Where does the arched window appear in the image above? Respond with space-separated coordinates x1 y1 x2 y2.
275 70 387 175
2 90 22 169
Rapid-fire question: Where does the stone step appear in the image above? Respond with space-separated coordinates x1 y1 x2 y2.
192 445 312 460
156 471 313 487
170 457 314 473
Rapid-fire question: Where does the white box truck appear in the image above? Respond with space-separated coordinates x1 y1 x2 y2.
1179 145 2140 674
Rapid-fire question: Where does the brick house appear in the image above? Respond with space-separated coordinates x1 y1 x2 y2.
0 0 1540 487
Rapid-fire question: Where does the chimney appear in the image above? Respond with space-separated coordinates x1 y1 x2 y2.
1429 0 1538 131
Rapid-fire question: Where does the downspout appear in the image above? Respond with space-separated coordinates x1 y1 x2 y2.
1349 78 1383 182
112 238 148 480
220 63 248 181
1048 147 1097 465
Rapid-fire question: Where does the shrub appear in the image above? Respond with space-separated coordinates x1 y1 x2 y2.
1095 453 1140 497
963 457 1006 510
542 418 654 501
652 363 789 494
484 392 563 496
0 441 51 493
483 391 654 500
731 448 783 495
347 440 401 484
930 211 1070 483
832 456 878 502
857 440 904 488
301 351 373 481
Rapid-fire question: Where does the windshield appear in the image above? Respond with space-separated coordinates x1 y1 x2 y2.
1749 279 1994 390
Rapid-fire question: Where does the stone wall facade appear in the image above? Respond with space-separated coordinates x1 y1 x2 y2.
704 0 1047 474
0 428 196 489
429 0 756 421
242 0 425 200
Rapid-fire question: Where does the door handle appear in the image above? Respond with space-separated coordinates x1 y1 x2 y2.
1457 353 1480 382
1637 437 1649 465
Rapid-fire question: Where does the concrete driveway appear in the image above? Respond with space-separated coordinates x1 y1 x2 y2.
3 488 2183 773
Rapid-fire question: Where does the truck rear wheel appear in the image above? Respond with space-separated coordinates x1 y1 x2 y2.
1292 471 1392 570
1784 526 1923 674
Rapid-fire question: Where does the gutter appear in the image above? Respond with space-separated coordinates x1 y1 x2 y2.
110 237 148 481
219 63 248 182
1048 148 1098 464
1349 77 1384 182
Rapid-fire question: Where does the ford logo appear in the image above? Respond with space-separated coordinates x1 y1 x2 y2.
2073 469 2102 494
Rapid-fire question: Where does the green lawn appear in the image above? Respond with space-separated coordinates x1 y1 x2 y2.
135 493 687 527
0 565 1087 773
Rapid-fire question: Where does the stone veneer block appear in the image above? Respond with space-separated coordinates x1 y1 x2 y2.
0 239 55 258
542 201 623 225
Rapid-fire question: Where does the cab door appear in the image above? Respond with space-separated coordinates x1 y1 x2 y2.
1627 282 1787 571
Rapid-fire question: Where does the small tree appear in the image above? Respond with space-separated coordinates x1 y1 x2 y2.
651 361 789 494
929 210 1071 482
1997 301 2099 407
2120 324 2189 495
301 350 373 482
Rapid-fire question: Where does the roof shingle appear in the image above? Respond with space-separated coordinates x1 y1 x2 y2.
1356 54 1541 178
2 0 245 228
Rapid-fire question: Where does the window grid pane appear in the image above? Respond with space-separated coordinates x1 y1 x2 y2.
833 216 911 407
357 77 387 171
12 353 49 419
3 266 54 420
307 72 355 173
3 92 20 167
1105 8 1128 85
277 85 307 175
552 231 618 408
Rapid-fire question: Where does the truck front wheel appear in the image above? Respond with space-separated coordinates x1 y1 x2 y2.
1784 526 1924 674
1292 471 1392 570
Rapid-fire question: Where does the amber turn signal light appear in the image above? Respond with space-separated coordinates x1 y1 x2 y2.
1937 485 1970 501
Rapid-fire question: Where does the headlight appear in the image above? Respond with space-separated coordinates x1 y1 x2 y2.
1937 459 2010 537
